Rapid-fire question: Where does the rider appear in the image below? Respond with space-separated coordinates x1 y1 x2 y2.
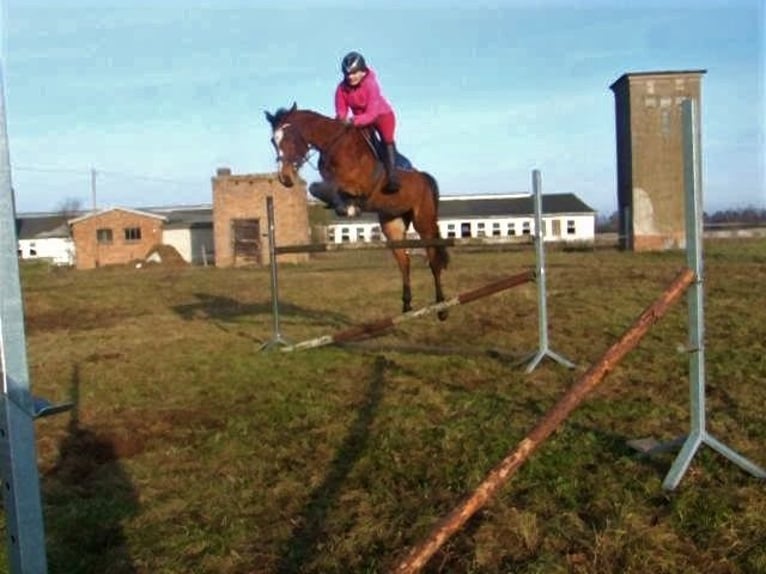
335 51 401 193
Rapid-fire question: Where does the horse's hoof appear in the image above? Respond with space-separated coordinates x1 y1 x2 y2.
437 309 449 321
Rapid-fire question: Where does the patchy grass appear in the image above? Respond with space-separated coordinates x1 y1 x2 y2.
0 238 764 573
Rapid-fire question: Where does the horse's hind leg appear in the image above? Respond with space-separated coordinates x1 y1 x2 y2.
392 248 412 313
427 246 448 321
411 221 450 320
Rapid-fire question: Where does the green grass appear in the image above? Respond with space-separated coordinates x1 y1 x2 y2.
1 238 764 573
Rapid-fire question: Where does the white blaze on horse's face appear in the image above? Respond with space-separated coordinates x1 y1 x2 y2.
273 125 287 160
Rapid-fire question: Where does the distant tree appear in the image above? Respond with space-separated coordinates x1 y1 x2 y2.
56 197 83 237
596 211 619 233
706 207 766 225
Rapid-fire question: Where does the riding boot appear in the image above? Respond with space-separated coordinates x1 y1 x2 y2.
383 143 401 193
309 181 348 216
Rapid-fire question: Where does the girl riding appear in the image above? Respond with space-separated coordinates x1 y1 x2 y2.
334 51 400 192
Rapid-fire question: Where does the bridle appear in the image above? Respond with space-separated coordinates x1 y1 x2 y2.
271 122 313 171
272 120 351 173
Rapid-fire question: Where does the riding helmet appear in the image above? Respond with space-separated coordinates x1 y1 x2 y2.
341 51 367 75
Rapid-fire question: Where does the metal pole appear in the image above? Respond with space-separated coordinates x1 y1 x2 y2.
0 48 49 572
524 169 575 373
90 167 97 211
662 99 765 489
258 196 290 350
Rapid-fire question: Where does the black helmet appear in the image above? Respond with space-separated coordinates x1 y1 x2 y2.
341 51 367 75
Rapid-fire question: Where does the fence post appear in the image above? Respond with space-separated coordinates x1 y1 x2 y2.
524 169 575 372
258 196 291 350
0 58 49 573
660 99 765 489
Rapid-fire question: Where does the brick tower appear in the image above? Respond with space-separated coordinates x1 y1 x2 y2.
610 70 706 251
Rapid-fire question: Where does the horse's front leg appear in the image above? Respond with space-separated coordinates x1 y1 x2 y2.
308 181 349 216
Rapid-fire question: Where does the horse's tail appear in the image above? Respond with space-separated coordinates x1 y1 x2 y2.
422 171 450 270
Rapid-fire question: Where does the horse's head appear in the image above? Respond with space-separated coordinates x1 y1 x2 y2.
264 102 309 187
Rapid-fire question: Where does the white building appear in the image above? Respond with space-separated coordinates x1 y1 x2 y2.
324 193 597 244
148 206 215 264
16 214 75 266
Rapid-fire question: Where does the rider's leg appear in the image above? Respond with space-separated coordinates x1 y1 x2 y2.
383 142 401 193
375 113 400 193
309 181 349 216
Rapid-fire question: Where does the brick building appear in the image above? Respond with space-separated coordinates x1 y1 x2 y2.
69 207 166 269
212 168 309 266
610 70 705 251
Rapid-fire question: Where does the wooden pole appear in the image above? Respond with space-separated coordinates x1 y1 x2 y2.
391 267 695 574
281 270 535 352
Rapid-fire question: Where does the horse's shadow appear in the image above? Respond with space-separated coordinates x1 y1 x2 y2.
42 365 140 574
274 355 391 573
172 292 351 330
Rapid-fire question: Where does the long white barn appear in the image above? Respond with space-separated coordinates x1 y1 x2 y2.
325 193 597 244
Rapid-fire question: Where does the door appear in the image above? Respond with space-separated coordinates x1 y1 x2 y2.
231 218 261 265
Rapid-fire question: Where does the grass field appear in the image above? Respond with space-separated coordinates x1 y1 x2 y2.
2 237 765 573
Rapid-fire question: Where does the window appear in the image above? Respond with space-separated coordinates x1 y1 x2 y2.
356 227 365 242
492 223 501 237
371 225 382 241
460 222 471 238
507 223 516 236
124 227 142 241
328 228 336 242
446 223 456 239
567 220 576 235
522 221 531 235
29 242 37 257
340 226 350 242
476 222 486 238
96 228 113 244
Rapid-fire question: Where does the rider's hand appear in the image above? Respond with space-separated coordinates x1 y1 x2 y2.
342 117 354 126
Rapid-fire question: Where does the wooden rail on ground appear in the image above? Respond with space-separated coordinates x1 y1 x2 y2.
390 267 695 574
281 270 535 352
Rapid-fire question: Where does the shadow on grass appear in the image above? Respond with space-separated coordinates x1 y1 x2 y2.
275 355 390 573
42 365 140 574
173 292 350 327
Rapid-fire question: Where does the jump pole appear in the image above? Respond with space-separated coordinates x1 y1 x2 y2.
659 99 765 489
281 270 535 352
523 169 575 373
257 196 291 351
0 56 49 572
390 267 695 574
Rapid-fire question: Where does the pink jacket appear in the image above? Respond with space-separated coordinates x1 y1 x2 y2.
334 68 394 127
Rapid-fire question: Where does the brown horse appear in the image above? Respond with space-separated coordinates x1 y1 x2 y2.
265 103 450 319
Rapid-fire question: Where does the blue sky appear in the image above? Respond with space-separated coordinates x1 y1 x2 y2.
3 0 764 215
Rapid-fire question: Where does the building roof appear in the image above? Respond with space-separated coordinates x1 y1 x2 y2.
609 69 707 90
440 193 596 218
162 209 213 230
68 207 168 225
15 214 71 239
327 192 596 223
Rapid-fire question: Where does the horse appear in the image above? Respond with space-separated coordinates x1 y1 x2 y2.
264 103 450 320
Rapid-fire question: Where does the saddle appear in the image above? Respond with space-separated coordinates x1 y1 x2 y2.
361 128 414 170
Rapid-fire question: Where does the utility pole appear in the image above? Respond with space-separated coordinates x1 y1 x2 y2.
91 167 97 211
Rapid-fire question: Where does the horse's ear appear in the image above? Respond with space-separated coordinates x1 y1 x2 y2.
290 102 297 112
264 111 275 126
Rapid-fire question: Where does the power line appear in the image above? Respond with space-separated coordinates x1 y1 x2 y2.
12 164 203 186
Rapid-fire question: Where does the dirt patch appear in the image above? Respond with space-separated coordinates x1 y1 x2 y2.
143 244 187 267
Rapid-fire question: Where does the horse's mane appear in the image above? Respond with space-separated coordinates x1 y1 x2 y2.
267 106 294 128
267 104 339 130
